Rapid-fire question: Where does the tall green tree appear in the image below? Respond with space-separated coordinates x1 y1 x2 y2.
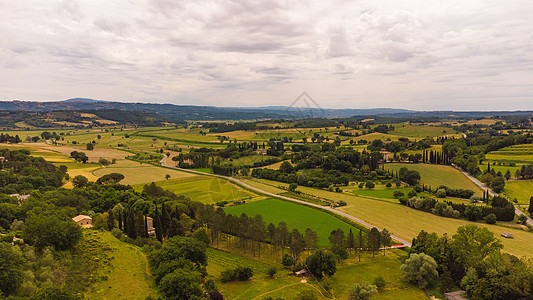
401 253 438 289
367 227 380 257
23 208 82 250
0 242 24 296
304 228 318 254
329 228 345 251
346 229 355 254
304 249 337 280
380 229 392 256
451 225 502 270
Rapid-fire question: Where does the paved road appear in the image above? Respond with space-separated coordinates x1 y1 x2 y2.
161 159 412 246
453 164 533 226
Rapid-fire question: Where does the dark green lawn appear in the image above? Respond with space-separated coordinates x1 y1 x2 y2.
224 198 363 247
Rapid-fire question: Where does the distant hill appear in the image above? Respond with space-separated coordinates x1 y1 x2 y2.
61 98 107 103
0 99 532 121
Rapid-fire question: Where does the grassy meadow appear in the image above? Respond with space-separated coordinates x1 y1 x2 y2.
134 176 263 204
224 198 364 247
385 163 484 195
390 124 461 139
503 180 533 205
83 231 157 299
241 178 532 258
486 144 533 163
207 246 426 300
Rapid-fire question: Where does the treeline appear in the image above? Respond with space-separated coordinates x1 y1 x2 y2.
0 149 67 194
399 195 515 222
0 133 22 144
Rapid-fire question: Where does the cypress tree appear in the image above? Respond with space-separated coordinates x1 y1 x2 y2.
118 211 123 231
144 215 149 238
154 204 163 243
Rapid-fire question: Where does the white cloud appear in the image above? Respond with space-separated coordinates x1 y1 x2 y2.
0 0 532 109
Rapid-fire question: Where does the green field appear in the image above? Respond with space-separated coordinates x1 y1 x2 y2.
348 186 432 200
207 248 322 299
503 180 533 205
85 231 157 299
90 159 195 185
241 178 533 258
486 144 533 163
385 163 483 195
224 198 363 247
230 155 278 167
207 247 425 300
134 176 262 204
390 125 460 139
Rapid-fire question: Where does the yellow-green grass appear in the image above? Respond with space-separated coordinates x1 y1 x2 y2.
85 231 157 299
347 186 432 201
482 163 521 176
230 155 278 167
208 246 424 299
207 248 322 299
331 251 426 300
385 163 483 196
353 132 408 142
25 143 129 162
224 198 363 247
241 178 532 258
133 176 262 204
391 125 461 139
92 159 195 185
486 144 533 163
503 180 533 205
139 128 221 143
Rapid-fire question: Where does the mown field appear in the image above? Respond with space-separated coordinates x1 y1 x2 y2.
486 144 533 163
390 125 461 139
503 180 533 205
207 246 426 300
241 178 533 258
385 163 483 195
134 176 263 204
224 198 364 247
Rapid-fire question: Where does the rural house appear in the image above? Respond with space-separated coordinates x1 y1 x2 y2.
73 215 93 228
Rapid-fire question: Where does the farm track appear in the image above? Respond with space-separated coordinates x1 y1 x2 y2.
453 164 533 226
161 158 412 247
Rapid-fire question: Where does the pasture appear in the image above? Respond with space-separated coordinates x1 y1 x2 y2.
134 176 262 204
207 247 425 300
224 198 364 247
486 144 533 163
92 159 195 185
240 178 532 258
503 180 533 205
353 132 407 142
390 124 461 139
384 163 483 195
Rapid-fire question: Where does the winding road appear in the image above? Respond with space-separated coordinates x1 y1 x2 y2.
453 164 533 226
161 157 412 247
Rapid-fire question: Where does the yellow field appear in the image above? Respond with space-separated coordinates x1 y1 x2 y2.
241 178 532 258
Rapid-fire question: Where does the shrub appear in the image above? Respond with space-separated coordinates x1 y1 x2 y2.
111 228 123 239
348 282 378 300
221 266 253 283
267 267 277 278
296 290 317 300
484 214 497 224
282 254 295 267
373 276 386 290
435 189 446 198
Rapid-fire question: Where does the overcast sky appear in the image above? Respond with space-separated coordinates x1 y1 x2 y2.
1 0 532 110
